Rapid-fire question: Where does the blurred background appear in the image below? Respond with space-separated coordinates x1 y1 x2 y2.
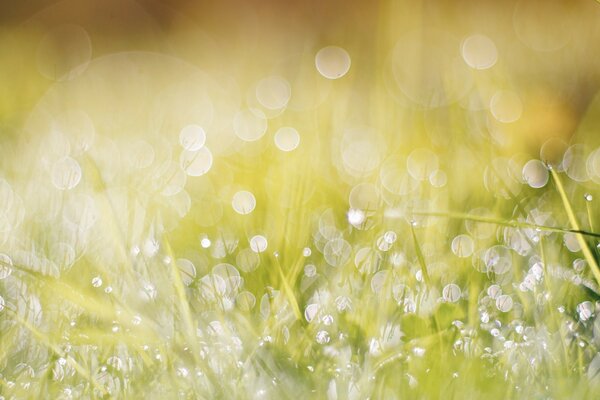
3 0 600 398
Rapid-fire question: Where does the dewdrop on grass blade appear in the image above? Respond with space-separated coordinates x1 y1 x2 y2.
232 191 256 215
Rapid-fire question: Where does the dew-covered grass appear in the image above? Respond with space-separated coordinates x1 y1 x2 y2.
2 1 600 399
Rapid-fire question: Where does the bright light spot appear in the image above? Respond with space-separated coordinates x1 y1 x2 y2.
429 169 447 187
51 156 82 190
490 91 522 123
179 147 213 176
91 276 103 288
179 124 206 151
324 238 351 267
563 144 589 182
236 248 260 272
451 234 474 258
249 235 268 253
304 264 317 277
274 127 300 152
315 46 351 79
495 294 513 312
522 159 549 188
577 301 594 321
461 34 497 70
442 284 461 303
256 76 291 110
233 108 268 142
305 304 319 322
236 291 256 311
347 208 365 226
200 237 211 249
232 190 256 215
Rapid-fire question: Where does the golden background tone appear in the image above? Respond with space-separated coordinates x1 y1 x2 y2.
2 0 600 398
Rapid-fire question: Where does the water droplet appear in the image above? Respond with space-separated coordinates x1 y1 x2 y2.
413 347 426 357
249 235 268 253
584 193 593 202
233 108 268 142
256 76 291 110
236 248 260 272
490 91 522 123
200 236 211 248
274 127 300 152
324 238 351 267
302 247 312 257
91 276 103 288
232 191 256 215
305 304 319 322
304 264 317 278
577 301 594 321
496 294 513 312
179 147 213 176
487 284 502 299
383 231 397 244
236 291 256 311
442 283 462 303
315 46 351 79
179 124 206 151
347 208 366 226
322 314 334 325
52 157 82 190
522 159 549 188
451 234 474 258
315 330 330 344
461 34 498 70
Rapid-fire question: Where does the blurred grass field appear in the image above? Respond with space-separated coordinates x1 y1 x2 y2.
3 0 600 399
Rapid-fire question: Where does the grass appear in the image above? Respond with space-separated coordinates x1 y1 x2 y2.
2 1 600 399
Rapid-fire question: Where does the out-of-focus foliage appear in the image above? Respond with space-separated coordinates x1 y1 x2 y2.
2 0 600 399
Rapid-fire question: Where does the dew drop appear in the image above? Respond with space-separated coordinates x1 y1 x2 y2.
442 283 462 303
179 148 213 176
461 34 498 70
51 157 82 190
179 124 206 151
315 46 351 79
496 294 513 312
256 76 291 110
522 159 549 188
490 91 522 123
451 234 474 258
315 330 331 344
577 301 594 321
233 108 268 142
91 276 103 288
274 127 300 152
232 191 256 215
249 235 268 253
